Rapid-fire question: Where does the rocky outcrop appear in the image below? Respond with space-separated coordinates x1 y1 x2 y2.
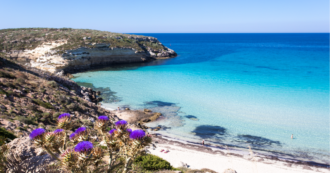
80 86 102 103
5 39 177 74
5 136 57 173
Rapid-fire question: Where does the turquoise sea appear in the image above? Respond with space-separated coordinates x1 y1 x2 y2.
73 34 329 165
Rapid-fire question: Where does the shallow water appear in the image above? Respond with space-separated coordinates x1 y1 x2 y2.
73 33 329 164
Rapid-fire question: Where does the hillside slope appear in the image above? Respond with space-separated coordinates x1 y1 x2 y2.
0 57 119 139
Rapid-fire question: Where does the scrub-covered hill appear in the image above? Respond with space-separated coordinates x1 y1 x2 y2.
0 28 176 73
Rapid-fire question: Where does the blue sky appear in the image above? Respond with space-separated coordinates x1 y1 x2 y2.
0 0 328 33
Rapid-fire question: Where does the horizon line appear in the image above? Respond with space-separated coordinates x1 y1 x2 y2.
128 32 329 34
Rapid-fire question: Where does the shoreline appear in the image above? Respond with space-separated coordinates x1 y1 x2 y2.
108 108 330 172
148 133 330 173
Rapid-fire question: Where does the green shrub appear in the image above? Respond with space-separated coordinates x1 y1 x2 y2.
42 112 51 118
134 154 172 171
4 82 16 89
53 112 61 119
6 90 14 96
32 99 54 109
27 104 38 111
15 116 37 125
16 78 25 84
24 88 30 93
0 71 16 79
0 88 7 95
47 81 58 88
0 127 16 145
67 103 79 111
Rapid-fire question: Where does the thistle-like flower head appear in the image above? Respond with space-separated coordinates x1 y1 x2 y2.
126 128 132 134
58 113 70 120
109 129 117 135
130 129 146 140
72 127 88 142
115 120 127 129
98 115 109 121
30 128 46 140
54 129 64 134
74 141 93 153
75 127 87 134
69 133 77 140
95 116 109 131
57 113 71 129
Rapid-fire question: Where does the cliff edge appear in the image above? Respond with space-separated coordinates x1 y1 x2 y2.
0 28 177 74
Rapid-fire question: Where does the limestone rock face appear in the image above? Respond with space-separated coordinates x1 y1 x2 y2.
6 39 177 73
7 40 67 63
5 136 57 173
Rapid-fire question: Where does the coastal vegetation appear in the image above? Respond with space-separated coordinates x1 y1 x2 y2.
28 115 152 173
134 154 173 171
0 57 111 131
0 28 165 54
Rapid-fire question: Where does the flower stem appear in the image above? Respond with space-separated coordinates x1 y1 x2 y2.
122 157 131 173
44 147 60 161
63 131 67 150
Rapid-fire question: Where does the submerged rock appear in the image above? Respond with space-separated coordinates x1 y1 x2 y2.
185 115 199 121
144 101 176 107
235 134 281 147
192 125 227 139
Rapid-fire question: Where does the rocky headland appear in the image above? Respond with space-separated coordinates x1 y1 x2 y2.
0 28 177 74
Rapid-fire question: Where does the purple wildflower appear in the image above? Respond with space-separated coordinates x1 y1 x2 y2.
109 129 117 135
98 116 109 121
75 127 87 134
69 133 77 140
74 141 93 153
129 129 145 140
58 113 70 120
126 128 132 134
30 128 46 139
54 129 64 134
115 120 127 127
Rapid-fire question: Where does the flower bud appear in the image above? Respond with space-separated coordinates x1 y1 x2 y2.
95 116 109 131
30 128 46 146
57 113 71 129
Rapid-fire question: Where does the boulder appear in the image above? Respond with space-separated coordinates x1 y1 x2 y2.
5 136 57 173
144 109 152 112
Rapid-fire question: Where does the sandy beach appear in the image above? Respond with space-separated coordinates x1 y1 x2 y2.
107 108 330 173
146 135 330 173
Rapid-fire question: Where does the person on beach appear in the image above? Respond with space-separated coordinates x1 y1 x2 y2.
117 107 120 111
202 139 204 146
291 134 293 139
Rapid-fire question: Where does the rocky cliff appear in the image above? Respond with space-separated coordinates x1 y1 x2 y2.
0 28 177 74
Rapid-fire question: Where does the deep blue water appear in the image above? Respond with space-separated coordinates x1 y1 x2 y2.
73 33 329 164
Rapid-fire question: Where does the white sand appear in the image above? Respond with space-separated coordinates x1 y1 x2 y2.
148 142 330 173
